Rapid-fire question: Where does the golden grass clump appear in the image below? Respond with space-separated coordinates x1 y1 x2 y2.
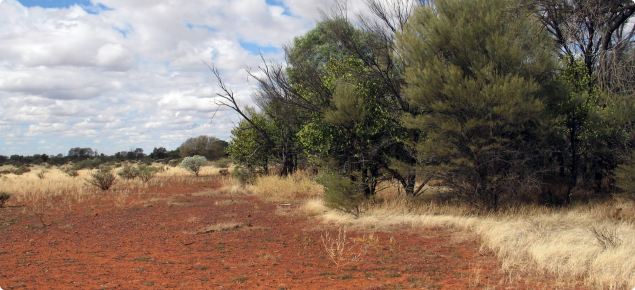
310 181 635 290
248 170 323 202
0 165 224 206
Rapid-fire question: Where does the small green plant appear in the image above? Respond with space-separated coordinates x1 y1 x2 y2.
86 167 117 190
0 191 10 208
230 276 247 283
215 157 232 168
616 151 635 200
219 168 230 176
180 155 207 176
136 165 159 182
117 165 138 180
168 158 182 167
318 172 367 217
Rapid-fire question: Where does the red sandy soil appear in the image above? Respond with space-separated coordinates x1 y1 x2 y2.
0 177 588 289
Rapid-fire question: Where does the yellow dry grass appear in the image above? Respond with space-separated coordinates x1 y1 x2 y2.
313 188 635 290
0 164 224 206
248 170 323 202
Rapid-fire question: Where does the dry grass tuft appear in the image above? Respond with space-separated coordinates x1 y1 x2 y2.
310 182 635 290
248 171 323 202
0 165 224 208
301 198 329 217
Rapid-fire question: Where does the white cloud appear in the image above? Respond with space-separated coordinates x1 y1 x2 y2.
0 0 371 156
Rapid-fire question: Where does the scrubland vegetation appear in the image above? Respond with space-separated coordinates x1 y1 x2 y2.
3 0 635 289
242 171 635 289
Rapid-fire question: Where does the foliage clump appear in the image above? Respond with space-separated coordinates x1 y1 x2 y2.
180 155 207 176
0 191 10 208
616 151 635 200
86 167 117 190
318 172 367 217
117 164 160 182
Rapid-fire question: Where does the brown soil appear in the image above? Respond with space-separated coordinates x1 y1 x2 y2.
0 178 588 289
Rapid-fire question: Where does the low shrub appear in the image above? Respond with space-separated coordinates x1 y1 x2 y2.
117 165 138 180
136 165 159 182
12 166 30 175
168 158 182 167
318 172 367 217
215 157 232 168
36 170 47 179
180 156 207 176
0 191 10 207
86 167 117 190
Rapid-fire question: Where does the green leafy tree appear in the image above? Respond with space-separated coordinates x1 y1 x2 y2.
396 0 560 211
226 108 274 175
178 136 228 160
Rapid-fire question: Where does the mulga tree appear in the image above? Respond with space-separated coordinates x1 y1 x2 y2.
397 0 561 211
285 19 402 198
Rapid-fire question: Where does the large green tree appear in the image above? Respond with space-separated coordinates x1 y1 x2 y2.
178 135 228 160
397 0 561 211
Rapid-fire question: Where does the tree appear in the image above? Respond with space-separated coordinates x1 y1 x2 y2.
150 147 168 159
178 135 228 160
68 147 95 159
397 0 560 211
226 107 277 175
529 0 635 92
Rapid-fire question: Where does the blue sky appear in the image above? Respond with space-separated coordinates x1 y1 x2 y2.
0 0 367 156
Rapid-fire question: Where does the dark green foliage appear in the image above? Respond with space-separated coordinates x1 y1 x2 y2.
179 135 227 160
397 0 560 211
72 158 105 170
215 157 232 168
11 166 30 176
318 172 368 217
149 147 168 159
86 167 117 190
117 165 139 180
0 191 10 208
137 165 160 182
68 147 96 159
616 151 635 200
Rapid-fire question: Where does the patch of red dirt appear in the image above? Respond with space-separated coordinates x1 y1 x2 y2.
0 178 588 289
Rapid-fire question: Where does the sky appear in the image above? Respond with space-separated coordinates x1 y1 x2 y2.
0 0 371 156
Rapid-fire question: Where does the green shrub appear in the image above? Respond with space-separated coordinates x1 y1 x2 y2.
215 157 232 168
12 166 30 175
136 165 159 182
168 158 182 167
616 151 635 200
86 167 117 190
0 191 10 208
117 165 139 180
232 167 255 184
318 172 367 217
72 158 105 170
180 155 207 176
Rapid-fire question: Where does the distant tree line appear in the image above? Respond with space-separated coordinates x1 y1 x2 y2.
218 0 635 211
0 135 228 167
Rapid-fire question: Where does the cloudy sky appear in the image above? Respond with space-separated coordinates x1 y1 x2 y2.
0 0 372 156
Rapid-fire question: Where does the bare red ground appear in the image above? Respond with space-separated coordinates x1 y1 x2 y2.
0 177 588 289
